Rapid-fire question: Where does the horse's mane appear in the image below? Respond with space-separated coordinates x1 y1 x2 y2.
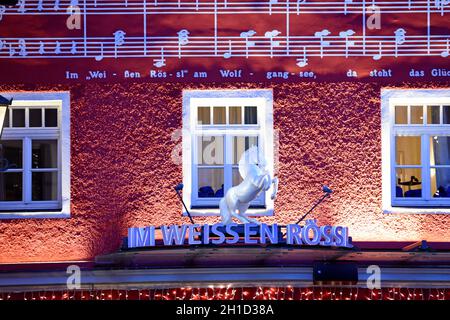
238 146 267 179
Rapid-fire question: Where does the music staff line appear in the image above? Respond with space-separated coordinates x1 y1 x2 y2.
2 0 449 16
1 35 448 62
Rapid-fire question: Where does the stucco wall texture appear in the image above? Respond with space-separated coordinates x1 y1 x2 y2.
0 81 449 263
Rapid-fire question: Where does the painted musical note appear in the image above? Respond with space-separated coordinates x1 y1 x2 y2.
296 0 306 15
0 6 5 21
37 0 43 11
95 43 104 61
373 41 383 60
55 41 61 54
154 48 166 67
344 0 353 15
71 41 77 55
441 39 450 57
240 30 256 59
265 30 281 58
18 0 26 13
314 29 331 58
394 28 406 57
177 29 190 59
9 44 15 57
54 0 60 11
435 0 450 16
39 41 45 55
223 40 232 59
113 30 126 58
296 47 308 67
0 40 5 52
339 29 355 58
18 39 27 56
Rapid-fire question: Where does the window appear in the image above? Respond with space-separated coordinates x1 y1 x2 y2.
182 90 274 216
381 89 450 212
0 92 70 219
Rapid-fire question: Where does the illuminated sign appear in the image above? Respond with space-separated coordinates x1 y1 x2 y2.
127 220 353 249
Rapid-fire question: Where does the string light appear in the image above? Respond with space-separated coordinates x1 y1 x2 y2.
0 287 447 300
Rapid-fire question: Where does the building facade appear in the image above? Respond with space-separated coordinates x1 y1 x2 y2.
0 0 449 300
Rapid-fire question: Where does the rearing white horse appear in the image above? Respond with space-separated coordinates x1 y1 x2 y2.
220 146 278 225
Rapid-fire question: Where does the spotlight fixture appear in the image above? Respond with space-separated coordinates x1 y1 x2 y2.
293 185 333 225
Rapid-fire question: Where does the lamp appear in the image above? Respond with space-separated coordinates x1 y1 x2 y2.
173 183 196 225
293 185 333 225
0 95 12 138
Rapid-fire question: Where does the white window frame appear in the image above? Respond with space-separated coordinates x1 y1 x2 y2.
381 88 450 214
182 89 274 217
0 92 70 219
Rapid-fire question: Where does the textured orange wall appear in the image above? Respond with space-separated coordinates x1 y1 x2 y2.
0 81 449 263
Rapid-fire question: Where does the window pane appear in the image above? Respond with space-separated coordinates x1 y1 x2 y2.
430 136 450 165
410 106 423 124
198 168 223 198
244 106 257 124
32 172 58 201
443 106 450 124
12 109 25 127
431 168 450 197
232 167 242 186
395 168 422 198
0 172 22 201
45 109 58 127
395 106 407 124
32 140 58 168
427 105 440 124
213 107 226 124
197 136 224 165
232 136 259 164
0 140 22 169
29 109 42 127
229 106 242 124
197 107 210 125
396 136 421 165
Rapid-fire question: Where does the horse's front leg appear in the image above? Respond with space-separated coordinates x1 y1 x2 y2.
252 174 267 189
270 176 278 200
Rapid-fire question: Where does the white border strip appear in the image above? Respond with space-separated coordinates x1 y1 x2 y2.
182 89 274 217
381 88 450 214
0 92 71 219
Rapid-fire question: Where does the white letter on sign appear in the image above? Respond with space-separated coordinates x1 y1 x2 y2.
366 265 381 289
66 265 81 290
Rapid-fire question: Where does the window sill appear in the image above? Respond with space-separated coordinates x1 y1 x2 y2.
191 205 266 209
383 206 450 214
0 211 70 219
184 208 274 217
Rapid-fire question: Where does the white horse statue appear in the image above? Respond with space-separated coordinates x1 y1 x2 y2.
220 146 278 225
